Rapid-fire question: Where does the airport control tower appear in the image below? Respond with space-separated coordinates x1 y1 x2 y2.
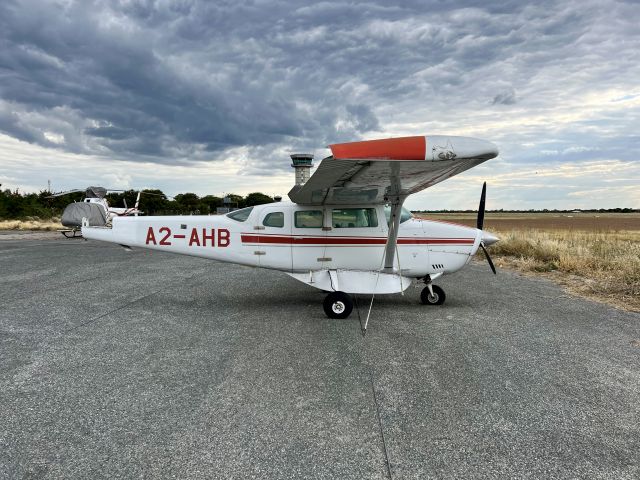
290 153 314 186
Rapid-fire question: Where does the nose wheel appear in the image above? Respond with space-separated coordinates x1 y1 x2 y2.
323 291 354 319
421 284 446 305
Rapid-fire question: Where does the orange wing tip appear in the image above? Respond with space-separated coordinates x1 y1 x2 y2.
329 136 426 161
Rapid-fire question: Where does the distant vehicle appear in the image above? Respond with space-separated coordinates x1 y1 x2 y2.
47 187 148 238
81 136 499 327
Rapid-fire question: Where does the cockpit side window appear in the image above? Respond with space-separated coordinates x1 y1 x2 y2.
263 212 284 228
295 210 323 228
332 208 378 228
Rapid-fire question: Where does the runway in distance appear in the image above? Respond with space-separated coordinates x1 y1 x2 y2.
81 135 500 325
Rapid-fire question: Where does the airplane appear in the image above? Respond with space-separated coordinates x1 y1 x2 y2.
48 187 157 237
81 135 499 324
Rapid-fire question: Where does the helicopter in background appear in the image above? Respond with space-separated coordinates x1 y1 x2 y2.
47 187 163 238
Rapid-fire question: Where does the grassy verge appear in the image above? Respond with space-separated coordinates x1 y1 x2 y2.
0 217 63 231
486 229 640 312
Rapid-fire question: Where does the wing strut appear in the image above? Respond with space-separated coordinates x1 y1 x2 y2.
382 198 404 272
382 165 406 272
364 165 405 330
363 193 405 333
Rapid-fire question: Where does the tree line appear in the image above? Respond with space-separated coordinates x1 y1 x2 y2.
0 187 276 219
2 186 636 220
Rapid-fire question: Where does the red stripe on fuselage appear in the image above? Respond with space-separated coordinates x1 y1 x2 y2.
240 234 474 245
398 238 474 245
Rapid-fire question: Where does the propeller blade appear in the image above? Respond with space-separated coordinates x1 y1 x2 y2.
477 181 486 230
480 242 497 275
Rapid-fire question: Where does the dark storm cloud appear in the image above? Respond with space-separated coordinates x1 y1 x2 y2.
0 0 638 171
492 89 517 105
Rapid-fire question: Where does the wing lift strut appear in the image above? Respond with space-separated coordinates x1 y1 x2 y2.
362 174 407 333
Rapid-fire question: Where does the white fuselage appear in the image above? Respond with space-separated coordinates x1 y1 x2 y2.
82 202 485 288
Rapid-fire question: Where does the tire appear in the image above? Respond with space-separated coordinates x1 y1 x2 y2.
323 291 354 319
421 285 446 305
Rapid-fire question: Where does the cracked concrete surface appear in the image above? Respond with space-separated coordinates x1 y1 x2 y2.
1 235 639 479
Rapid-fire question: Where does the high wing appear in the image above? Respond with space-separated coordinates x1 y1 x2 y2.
288 135 498 205
288 135 499 273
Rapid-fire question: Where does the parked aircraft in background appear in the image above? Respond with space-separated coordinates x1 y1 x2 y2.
48 187 159 238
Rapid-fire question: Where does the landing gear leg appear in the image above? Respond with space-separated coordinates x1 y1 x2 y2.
421 276 446 305
323 291 354 319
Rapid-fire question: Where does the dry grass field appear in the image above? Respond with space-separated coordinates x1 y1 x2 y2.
423 212 640 312
0 217 63 231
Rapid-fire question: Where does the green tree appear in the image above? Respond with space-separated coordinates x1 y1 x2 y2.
244 192 274 207
223 193 244 209
200 195 222 214
174 193 200 212
137 189 168 215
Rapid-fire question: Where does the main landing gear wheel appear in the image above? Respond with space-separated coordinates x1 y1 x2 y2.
421 285 446 305
323 291 354 319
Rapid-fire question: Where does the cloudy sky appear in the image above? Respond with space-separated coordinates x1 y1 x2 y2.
0 0 638 209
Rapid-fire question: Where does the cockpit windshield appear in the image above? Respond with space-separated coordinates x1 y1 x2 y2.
383 205 413 226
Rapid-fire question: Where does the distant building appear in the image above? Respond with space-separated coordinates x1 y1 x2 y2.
216 207 239 214
290 153 314 186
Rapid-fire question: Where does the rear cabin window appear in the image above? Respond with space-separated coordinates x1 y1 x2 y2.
332 208 378 228
263 212 284 228
295 210 323 228
227 207 253 222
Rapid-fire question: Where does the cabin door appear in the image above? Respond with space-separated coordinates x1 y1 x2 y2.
323 206 386 271
290 207 328 272
255 205 292 271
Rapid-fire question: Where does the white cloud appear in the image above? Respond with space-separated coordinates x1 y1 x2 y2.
0 0 638 208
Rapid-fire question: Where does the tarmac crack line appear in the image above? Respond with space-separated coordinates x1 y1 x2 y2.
368 368 394 480
64 269 207 333
355 295 394 480
64 286 171 333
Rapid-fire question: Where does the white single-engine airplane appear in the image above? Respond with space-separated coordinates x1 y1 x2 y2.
82 135 499 321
